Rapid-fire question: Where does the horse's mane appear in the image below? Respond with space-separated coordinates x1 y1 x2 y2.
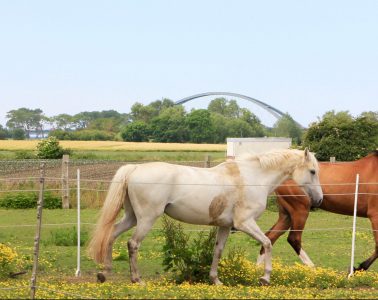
237 149 316 171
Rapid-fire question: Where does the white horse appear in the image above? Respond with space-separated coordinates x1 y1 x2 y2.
88 148 322 285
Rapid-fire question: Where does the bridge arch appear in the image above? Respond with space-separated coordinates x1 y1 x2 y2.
175 92 304 128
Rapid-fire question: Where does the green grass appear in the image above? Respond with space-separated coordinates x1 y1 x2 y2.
0 209 376 273
71 150 226 162
0 209 377 299
0 149 226 162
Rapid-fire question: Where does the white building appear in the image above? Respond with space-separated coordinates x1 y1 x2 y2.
226 137 292 159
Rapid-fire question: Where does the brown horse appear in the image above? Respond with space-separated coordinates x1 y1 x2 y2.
258 150 378 271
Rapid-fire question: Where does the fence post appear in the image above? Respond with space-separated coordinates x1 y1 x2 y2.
348 173 360 278
75 169 81 277
62 154 70 209
204 155 211 168
30 163 46 299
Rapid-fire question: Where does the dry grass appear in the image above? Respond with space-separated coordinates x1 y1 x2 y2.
0 140 226 152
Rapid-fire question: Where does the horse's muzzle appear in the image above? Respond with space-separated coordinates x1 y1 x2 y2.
311 197 323 208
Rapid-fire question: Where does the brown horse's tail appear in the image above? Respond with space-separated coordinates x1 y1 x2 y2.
88 164 137 264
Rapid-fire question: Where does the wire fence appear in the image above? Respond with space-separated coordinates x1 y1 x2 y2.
0 158 377 299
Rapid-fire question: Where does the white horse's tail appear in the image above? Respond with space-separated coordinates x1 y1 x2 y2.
88 164 137 264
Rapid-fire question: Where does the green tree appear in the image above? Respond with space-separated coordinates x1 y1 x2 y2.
211 113 229 143
11 128 26 140
131 99 174 123
225 100 241 118
186 109 215 143
227 118 257 138
207 98 228 116
6 108 45 138
72 112 95 129
88 117 122 132
121 121 150 142
208 98 240 118
303 111 378 161
240 108 266 137
71 110 129 130
150 106 188 142
52 114 75 130
0 125 9 140
273 113 304 144
359 111 378 122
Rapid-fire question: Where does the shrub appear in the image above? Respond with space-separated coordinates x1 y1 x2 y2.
48 129 72 140
218 247 260 286
0 192 62 209
48 227 89 246
15 151 36 159
303 111 378 161
220 258 349 288
54 129 115 141
36 137 64 159
161 217 217 283
0 244 22 278
270 262 347 288
11 128 26 140
44 193 63 209
0 192 36 209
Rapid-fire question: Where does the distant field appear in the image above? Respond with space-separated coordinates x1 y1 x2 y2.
0 140 226 152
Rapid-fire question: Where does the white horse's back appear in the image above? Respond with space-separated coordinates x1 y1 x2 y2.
127 161 243 226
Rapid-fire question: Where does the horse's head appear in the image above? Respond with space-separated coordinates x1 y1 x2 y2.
291 148 323 207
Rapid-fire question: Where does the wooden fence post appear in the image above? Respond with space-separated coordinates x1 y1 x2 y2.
62 154 70 209
30 163 45 299
204 155 211 168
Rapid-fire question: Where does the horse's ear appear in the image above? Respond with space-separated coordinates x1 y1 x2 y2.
304 147 310 161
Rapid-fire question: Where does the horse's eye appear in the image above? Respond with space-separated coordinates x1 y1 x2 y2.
310 169 316 175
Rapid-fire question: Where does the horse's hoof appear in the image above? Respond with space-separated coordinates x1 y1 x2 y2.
259 277 270 286
131 278 145 285
97 272 106 283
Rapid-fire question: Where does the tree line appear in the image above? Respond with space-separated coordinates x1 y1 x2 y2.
0 98 302 143
1 98 376 161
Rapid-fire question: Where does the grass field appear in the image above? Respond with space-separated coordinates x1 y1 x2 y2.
0 140 227 161
1 209 377 299
0 140 226 152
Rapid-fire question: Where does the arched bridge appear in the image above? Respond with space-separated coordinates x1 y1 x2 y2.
175 92 304 128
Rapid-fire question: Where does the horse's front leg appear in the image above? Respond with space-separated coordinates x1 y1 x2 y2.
234 218 272 285
287 211 314 267
209 226 231 285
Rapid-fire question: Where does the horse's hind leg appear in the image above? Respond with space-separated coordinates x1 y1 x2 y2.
355 215 378 271
209 226 231 285
127 217 157 283
104 209 137 273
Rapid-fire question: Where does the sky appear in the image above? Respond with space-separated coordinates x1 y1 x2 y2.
0 0 377 128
